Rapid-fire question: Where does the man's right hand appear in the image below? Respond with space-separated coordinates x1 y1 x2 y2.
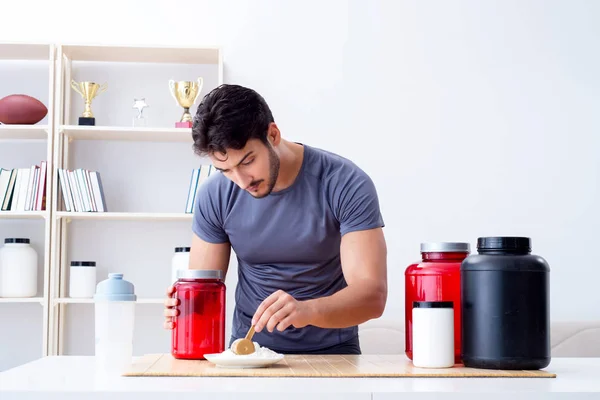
163 286 179 330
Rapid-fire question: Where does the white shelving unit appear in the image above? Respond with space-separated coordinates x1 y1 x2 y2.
48 43 223 356
0 124 49 140
0 42 223 365
0 211 49 220
55 211 194 221
61 125 193 143
0 42 56 366
0 297 45 304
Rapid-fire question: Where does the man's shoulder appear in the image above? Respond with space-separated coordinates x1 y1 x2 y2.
304 144 367 182
304 144 383 233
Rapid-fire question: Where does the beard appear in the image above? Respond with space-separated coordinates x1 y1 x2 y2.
250 143 280 199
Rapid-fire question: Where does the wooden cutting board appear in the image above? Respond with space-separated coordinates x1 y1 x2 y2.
123 354 556 378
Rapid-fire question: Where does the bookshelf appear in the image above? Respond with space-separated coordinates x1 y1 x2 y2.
48 43 223 356
0 211 49 220
0 42 224 368
55 211 194 221
0 297 45 304
61 125 193 143
0 42 56 370
53 297 164 304
0 124 49 140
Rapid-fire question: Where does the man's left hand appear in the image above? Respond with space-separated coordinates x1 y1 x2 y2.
252 290 314 333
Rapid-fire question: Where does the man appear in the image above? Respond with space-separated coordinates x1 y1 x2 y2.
164 84 387 355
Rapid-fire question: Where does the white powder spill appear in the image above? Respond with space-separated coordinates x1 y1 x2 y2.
214 341 281 360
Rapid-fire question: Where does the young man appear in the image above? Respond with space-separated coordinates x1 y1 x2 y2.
164 84 387 355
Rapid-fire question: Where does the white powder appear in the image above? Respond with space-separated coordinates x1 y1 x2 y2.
216 341 281 360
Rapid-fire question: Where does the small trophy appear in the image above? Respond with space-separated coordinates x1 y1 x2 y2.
169 78 203 128
71 80 107 126
132 98 149 127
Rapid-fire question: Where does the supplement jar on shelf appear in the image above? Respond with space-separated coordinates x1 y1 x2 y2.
0 238 38 298
69 261 97 298
171 247 190 285
171 269 226 359
405 242 470 363
461 237 550 370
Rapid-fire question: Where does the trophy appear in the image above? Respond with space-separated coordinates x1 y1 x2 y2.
132 98 149 127
169 78 203 128
71 80 107 126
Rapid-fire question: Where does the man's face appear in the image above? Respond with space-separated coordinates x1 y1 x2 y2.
210 138 280 199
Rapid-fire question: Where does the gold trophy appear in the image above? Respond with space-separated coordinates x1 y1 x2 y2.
71 80 107 126
169 78 203 128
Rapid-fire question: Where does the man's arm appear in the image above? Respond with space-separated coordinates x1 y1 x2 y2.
253 227 387 333
188 232 231 276
305 227 387 328
163 233 231 329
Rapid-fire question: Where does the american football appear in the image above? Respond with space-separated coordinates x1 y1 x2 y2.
0 94 48 125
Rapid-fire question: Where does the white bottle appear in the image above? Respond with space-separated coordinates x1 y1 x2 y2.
94 273 136 375
171 247 190 284
412 301 455 368
69 261 97 298
0 238 38 298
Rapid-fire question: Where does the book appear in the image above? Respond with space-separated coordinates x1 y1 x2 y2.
57 168 107 212
185 165 214 213
0 161 47 212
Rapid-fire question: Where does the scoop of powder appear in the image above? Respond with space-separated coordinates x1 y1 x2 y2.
216 342 281 359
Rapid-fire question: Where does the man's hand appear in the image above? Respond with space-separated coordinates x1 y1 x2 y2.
163 285 179 330
252 290 314 333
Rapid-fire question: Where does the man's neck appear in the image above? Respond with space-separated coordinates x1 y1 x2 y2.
273 140 304 192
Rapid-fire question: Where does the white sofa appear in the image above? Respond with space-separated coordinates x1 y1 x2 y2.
359 319 600 357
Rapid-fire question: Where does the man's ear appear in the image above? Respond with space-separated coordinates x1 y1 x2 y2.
268 122 281 146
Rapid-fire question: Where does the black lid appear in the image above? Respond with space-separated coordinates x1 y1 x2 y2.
477 237 531 253
5 238 30 244
413 301 453 309
71 261 96 267
175 247 191 253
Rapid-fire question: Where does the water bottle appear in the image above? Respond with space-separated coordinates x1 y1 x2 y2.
94 273 136 375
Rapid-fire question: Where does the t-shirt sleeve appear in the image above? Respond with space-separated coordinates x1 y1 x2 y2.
329 163 385 236
192 178 230 244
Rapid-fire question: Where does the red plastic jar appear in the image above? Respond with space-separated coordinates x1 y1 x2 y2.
171 269 226 359
405 242 470 364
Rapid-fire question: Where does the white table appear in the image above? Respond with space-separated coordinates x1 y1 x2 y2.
1 356 599 400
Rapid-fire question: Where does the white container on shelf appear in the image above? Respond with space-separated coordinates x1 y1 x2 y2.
171 247 190 284
94 273 136 375
412 301 455 368
0 238 38 298
69 261 97 298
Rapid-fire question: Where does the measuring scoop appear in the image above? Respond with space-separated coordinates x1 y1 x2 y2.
231 325 256 355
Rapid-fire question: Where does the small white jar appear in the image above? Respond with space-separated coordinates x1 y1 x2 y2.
0 238 38 298
69 261 97 298
412 301 454 368
171 247 190 284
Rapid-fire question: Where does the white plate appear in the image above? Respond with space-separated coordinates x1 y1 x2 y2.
204 352 284 369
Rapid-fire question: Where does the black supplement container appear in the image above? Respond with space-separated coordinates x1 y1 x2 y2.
460 237 550 370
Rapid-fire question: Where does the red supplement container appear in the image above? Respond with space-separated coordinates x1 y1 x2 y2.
405 242 470 364
171 269 226 359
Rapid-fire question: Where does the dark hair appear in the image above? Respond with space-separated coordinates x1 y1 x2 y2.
191 84 274 157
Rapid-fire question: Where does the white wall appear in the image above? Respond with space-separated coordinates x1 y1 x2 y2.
1 0 599 370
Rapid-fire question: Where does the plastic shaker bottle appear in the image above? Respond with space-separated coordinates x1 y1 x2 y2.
94 273 137 374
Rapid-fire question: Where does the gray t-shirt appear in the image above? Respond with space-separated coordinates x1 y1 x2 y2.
192 143 384 352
